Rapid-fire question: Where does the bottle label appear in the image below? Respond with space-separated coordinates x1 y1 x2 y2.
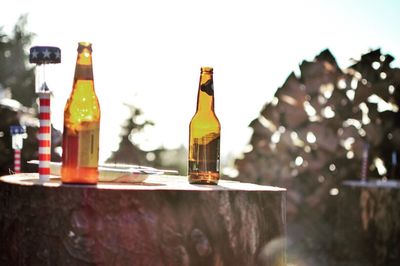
200 79 214 96
77 122 100 167
75 65 94 80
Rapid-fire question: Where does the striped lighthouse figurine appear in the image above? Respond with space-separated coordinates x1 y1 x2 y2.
10 125 26 174
29 46 61 183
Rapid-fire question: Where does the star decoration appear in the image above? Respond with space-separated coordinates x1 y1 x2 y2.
43 49 51 59
31 50 39 59
54 50 61 59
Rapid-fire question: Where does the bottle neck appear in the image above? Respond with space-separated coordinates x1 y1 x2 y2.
74 46 93 81
196 70 215 113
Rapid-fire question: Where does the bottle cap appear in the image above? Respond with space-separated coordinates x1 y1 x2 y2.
29 46 61 64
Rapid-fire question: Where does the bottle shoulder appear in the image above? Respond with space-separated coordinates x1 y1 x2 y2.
190 112 220 129
64 80 100 124
191 110 220 120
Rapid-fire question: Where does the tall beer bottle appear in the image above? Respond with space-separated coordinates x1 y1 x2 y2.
61 42 100 184
188 67 221 184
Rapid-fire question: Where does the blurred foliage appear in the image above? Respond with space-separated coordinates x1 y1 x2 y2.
236 49 400 265
106 104 187 174
0 14 35 107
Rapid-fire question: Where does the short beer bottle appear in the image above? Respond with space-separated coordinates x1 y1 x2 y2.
61 42 100 184
188 67 221 184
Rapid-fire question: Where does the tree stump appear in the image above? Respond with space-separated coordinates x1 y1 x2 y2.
0 174 286 266
334 180 400 266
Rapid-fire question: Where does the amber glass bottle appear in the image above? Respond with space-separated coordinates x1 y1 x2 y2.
61 42 100 184
188 67 221 184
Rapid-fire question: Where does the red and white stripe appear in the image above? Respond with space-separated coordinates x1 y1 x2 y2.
14 149 21 173
38 92 51 182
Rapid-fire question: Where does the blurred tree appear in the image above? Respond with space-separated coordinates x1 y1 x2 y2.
154 144 187 175
106 104 154 165
107 104 186 174
0 14 35 107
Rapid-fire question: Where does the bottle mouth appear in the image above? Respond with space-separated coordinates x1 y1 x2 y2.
201 67 213 73
78 42 93 53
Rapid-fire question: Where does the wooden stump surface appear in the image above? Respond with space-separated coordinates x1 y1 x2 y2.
0 174 286 266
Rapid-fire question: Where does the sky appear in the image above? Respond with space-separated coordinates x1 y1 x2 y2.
1 0 400 165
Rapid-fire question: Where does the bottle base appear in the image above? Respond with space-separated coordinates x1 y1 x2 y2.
61 181 98 185
61 166 99 184
188 172 219 185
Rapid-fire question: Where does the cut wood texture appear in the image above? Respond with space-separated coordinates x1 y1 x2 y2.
334 181 400 266
236 49 400 264
0 174 286 266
